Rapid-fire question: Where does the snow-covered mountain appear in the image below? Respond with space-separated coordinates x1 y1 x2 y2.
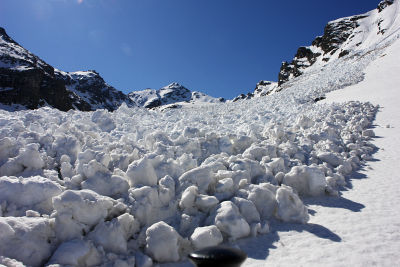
0 27 134 111
235 0 397 102
128 82 225 109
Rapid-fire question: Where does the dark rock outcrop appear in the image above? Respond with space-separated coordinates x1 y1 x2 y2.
378 0 394 12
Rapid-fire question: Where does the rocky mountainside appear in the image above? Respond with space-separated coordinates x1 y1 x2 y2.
0 27 134 111
128 82 225 109
234 0 396 101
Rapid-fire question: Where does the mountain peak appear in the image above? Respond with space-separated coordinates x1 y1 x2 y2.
162 82 187 90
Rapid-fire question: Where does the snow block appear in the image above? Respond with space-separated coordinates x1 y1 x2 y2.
145 221 182 262
276 185 309 223
208 201 250 240
283 165 327 196
190 225 223 250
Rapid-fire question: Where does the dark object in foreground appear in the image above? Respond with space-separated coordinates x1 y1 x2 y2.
314 96 326 102
188 246 247 267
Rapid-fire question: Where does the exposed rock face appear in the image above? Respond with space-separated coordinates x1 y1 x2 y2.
0 27 133 111
128 82 225 109
232 93 253 102
378 0 394 12
57 70 133 111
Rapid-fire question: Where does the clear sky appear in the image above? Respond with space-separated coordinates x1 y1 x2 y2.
0 0 380 99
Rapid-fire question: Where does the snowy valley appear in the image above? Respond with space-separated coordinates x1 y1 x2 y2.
0 0 400 266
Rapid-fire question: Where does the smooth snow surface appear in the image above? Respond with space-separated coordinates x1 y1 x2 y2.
0 1 399 266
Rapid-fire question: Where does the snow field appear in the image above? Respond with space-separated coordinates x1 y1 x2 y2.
0 70 378 265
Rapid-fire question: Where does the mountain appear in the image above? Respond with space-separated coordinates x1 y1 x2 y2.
234 0 396 101
128 82 225 109
0 27 134 111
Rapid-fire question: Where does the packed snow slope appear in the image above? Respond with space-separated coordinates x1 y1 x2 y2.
0 1 399 266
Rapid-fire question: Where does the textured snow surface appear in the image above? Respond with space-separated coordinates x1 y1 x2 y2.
0 52 379 266
0 1 399 266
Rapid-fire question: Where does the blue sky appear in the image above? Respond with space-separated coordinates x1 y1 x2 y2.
1 0 379 99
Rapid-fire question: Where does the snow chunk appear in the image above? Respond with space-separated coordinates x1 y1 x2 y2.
190 225 223 250
91 110 116 132
0 256 25 267
231 197 261 224
276 185 309 223
208 201 250 240
0 217 54 267
283 165 327 196
0 143 44 176
195 194 219 212
179 165 215 193
146 221 182 262
81 159 129 197
88 213 140 254
0 175 62 215
126 157 158 187
49 239 102 266
52 189 117 241
248 183 277 220
179 185 199 213
362 129 375 137
317 152 343 167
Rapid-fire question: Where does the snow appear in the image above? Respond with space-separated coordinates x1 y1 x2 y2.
0 1 399 266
